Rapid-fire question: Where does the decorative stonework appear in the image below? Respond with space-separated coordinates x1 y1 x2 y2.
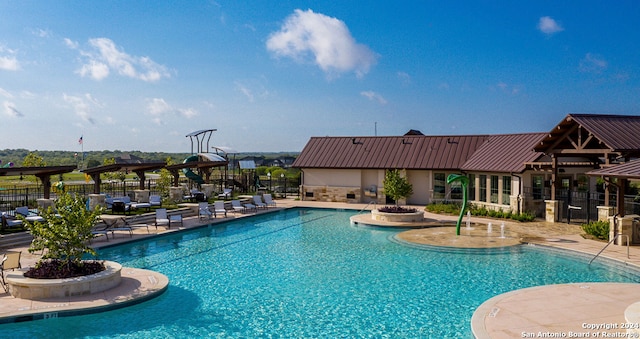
371 209 424 222
301 185 362 203
6 261 122 300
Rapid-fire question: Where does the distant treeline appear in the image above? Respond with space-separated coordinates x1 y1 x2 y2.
0 149 298 168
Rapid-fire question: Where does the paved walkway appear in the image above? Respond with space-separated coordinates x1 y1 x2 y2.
2 199 640 338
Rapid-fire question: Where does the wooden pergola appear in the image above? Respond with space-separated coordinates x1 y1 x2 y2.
0 166 77 199
532 114 640 205
165 160 228 187
82 162 166 194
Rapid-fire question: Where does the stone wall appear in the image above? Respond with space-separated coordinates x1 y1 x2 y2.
301 185 362 203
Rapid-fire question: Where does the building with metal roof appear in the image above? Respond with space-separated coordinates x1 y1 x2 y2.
293 113 640 225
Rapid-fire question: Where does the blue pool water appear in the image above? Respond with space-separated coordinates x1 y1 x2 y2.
4 208 640 338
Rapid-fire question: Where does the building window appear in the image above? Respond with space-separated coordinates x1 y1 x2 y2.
434 173 446 200
502 176 511 205
468 174 475 201
479 175 487 202
532 175 544 200
490 175 498 203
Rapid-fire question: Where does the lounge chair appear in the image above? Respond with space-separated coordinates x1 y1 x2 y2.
1 213 23 230
155 208 171 229
15 206 45 222
263 194 276 208
90 223 110 242
198 202 213 220
102 217 133 238
149 195 162 207
169 214 183 227
253 195 267 209
218 188 232 200
213 201 227 218
1 251 21 292
231 200 246 214
123 215 149 233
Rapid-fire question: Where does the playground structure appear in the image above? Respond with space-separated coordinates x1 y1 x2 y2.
182 129 227 185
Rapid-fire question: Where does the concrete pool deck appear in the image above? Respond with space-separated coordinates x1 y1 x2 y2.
2 199 640 338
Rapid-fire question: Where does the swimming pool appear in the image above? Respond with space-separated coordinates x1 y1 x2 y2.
4 208 640 338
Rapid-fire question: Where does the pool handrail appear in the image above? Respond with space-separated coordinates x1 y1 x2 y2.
358 201 377 214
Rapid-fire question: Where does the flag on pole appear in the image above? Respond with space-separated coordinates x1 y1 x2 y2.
78 136 83 144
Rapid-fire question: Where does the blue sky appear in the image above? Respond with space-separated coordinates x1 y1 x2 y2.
1 1 639 153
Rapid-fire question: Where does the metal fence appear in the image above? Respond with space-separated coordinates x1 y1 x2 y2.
0 176 301 213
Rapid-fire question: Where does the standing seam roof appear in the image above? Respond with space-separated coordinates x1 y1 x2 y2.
292 135 489 169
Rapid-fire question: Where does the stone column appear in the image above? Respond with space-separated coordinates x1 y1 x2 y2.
36 198 55 212
609 214 638 246
170 187 183 203
134 189 150 203
544 200 559 223
88 194 106 211
597 206 615 222
201 184 215 200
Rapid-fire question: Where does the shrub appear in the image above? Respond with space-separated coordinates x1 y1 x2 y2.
425 202 462 214
23 192 104 274
582 220 610 241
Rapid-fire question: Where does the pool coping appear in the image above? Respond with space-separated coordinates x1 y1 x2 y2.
0 267 168 324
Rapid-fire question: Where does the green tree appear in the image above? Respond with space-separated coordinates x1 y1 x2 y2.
102 157 126 182
22 152 46 167
23 192 104 270
156 157 175 200
382 169 413 206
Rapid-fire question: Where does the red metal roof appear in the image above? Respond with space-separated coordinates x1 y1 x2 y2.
461 133 546 173
292 135 489 170
587 159 640 179
535 114 640 153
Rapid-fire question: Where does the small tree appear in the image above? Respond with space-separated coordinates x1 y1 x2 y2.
24 192 104 272
382 169 413 206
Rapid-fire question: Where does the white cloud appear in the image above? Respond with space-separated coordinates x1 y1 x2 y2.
146 98 197 123
360 91 387 105
266 9 378 77
178 108 198 118
3 101 23 117
579 53 608 73
0 88 14 99
147 98 172 116
70 37 170 82
397 72 411 85
0 46 20 71
235 82 254 102
537 16 564 35
63 93 98 124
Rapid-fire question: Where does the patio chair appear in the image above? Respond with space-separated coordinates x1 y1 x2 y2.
1 213 23 230
231 200 246 214
253 195 267 209
102 217 133 238
169 214 183 227
149 195 162 207
90 223 110 242
123 215 149 233
218 188 232 200
15 206 45 222
263 194 276 208
1 251 21 292
213 201 227 218
198 202 213 220
155 208 171 229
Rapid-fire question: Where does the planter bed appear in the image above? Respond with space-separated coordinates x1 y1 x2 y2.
6 261 122 300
